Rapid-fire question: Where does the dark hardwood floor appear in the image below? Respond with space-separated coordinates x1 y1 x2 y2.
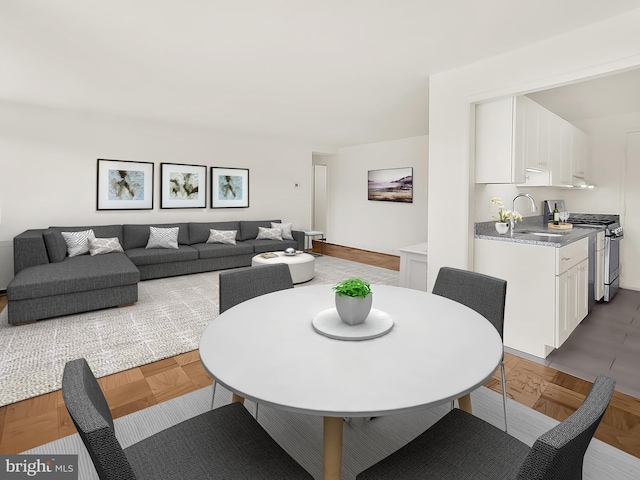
1 246 639 459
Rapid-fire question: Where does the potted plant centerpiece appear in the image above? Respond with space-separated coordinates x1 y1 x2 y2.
332 277 373 326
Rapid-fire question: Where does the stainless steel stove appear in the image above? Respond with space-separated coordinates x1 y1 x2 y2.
568 214 623 302
544 201 623 303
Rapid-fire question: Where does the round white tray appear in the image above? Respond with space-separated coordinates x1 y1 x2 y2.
312 308 393 341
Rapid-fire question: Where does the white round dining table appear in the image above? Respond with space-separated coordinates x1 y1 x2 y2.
200 284 502 480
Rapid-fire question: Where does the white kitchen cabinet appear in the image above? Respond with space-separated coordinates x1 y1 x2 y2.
595 231 605 301
571 128 591 182
474 237 589 358
475 97 526 184
556 258 588 346
476 95 591 187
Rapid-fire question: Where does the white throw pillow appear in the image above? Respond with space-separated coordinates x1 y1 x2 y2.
61 229 96 257
146 226 179 249
89 237 125 256
256 226 283 241
206 229 237 245
271 222 293 240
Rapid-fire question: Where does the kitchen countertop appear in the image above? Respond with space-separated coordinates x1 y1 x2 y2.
475 217 604 248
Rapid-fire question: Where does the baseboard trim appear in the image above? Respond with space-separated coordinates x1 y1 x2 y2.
315 241 400 259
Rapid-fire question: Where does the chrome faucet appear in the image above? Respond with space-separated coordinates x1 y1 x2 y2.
511 194 537 232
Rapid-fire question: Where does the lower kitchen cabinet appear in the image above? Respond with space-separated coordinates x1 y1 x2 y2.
556 258 588 346
474 237 589 358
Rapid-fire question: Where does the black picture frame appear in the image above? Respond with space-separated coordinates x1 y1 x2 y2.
210 167 250 208
97 159 154 210
160 163 207 209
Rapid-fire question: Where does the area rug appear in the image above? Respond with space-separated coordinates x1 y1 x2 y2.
0 256 398 406
24 385 640 480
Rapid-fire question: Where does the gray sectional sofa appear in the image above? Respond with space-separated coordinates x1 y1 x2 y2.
7 220 304 325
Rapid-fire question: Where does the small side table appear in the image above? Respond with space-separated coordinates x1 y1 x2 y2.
303 230 325 256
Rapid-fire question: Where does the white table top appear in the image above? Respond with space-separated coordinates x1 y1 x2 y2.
200 284 502 418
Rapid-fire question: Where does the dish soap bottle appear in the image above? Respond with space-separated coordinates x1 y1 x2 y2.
553 203 560 225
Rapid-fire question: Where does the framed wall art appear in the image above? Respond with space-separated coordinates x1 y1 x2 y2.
160 163 207 209
210 167 249 208
97 159 154 210
367 167 413 203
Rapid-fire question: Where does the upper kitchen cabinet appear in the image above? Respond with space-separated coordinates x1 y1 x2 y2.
475 95 591 187
571 127 591 183
475 96 526 184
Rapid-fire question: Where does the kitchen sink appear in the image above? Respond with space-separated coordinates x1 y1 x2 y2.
515 230 565 237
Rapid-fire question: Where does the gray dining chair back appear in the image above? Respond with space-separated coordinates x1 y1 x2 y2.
216 263 294 415
62 358 313 480
219 263 294 314
356 375 615 480
432 266 509 431
432 266 507 339
516 374 615 480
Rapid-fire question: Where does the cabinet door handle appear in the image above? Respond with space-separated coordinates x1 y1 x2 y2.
561 257 571 261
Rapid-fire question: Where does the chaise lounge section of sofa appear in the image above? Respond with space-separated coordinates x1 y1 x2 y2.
7 220 304 324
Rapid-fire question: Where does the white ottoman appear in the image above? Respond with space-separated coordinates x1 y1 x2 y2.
251 252 315 284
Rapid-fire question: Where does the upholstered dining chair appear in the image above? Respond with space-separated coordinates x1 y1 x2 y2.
215 263 295 414
432 266 509 431
357 374 615 480
218 263 294 314
62 358 313 480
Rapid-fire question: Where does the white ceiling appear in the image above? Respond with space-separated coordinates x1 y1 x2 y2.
528 68 640 124
2 1 639 146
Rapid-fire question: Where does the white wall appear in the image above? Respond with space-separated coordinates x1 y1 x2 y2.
325 136 428 255
0 102 334 288
428 8 640 290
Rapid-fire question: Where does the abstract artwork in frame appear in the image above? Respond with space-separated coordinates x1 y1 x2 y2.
210 167 249 208
97 159 154 210
367 167 413 203
160 163 207 209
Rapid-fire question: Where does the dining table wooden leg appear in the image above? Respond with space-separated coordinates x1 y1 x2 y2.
231 393 245 404
458 393 472 413
323 416 343 480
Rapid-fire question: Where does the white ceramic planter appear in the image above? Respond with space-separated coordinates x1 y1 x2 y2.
495 222 509 234
335 293 373 326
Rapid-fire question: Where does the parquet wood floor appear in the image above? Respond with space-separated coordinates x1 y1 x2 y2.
1 246 639 459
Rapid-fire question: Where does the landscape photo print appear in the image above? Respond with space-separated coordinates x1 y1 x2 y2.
367 167 413 203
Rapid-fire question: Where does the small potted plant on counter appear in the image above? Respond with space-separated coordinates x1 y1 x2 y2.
491 197 522 234
332 278 373 325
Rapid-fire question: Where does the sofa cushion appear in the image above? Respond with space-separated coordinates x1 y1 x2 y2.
271 222 294 240
206 229 237 245
239 220 281 241
89 237 125 256
189 222 240 245
146 226 179 249
125 245 198 266
7 253 139 301
244 238 298 254
44 225 125 263
256 227 283 241
192 242 254 259
61 229 96 257
123 224 189 250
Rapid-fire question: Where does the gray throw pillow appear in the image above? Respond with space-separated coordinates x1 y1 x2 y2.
271 222 293 240
89 237 125 256
61 229 96 257
206 229 237 245
256 226 283 241
146 226 179 249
